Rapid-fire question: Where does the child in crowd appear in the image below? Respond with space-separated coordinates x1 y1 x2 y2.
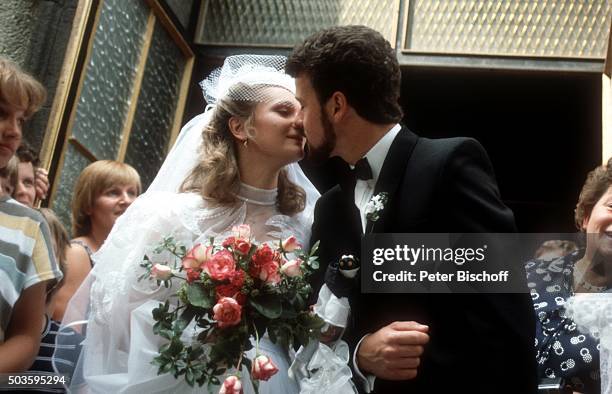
0 155 18 196
18 209 82 393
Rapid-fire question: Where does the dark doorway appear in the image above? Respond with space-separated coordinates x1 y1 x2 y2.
399 67 601 232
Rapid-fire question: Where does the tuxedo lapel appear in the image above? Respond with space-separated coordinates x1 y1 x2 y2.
367 127 419 232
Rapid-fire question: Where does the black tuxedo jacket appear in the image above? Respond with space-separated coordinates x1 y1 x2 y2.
310 127 537 393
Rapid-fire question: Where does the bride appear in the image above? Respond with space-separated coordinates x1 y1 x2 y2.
55 55 320 393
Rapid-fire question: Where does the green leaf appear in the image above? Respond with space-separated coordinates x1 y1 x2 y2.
280 301 299 319
152 301 169 321
186 369 195 386
167 337 184 357
249 294 282 319
186 283 213 308
188 346 204 361
309 240 320 257
159 362 172 374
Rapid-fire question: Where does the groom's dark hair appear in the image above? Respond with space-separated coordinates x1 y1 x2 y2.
287 25 403 124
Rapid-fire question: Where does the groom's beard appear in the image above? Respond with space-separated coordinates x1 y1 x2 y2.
305 111 336 165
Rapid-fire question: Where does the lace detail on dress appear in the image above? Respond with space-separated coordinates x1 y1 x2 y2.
236 182 277 206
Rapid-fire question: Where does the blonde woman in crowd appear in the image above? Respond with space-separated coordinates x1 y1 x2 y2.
52 160 140 321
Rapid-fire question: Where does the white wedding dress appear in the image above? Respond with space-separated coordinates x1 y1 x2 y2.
59 185 313 393
55 55 342 393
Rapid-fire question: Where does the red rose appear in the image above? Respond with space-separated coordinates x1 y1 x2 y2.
213 297 242 328
258 260 281 285
234 239 251 255
219 375 242 394
250 244 275 279
251 355 279 381
234 292 247 306
229 270 245 288
216 284 240 300
222 230 251 255
222 236 236 248
204 250 236 281
185 268 201 283
252 244 275 265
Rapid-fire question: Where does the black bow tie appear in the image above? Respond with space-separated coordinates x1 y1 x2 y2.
351 158 373 181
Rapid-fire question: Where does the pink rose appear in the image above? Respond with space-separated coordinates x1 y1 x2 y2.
232 224 251 240
258 260 281 285
281 236 301 252
251 355 279 381
280 258 302 277
204 250 236 281
151 264 172 280
213 297 242 328
219 375 243 394
182 243 213 269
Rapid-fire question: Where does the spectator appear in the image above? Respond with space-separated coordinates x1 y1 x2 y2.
526 157 612 393
0 56 62 372
52 160 140 320
22 209 81 393
13 144 49 207
0 155 18 196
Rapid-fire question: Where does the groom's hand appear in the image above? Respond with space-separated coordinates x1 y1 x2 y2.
357 321 429 380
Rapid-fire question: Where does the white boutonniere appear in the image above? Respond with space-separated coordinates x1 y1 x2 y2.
364 192 388 222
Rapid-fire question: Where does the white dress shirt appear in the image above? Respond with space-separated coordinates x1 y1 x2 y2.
350 123 401 391
352 124 402 232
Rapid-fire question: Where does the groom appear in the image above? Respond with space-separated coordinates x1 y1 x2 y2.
287 26 537 393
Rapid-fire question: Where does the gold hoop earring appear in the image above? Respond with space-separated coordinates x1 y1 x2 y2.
243 139 248 148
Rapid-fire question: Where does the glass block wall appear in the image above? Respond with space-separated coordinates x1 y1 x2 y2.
196 0 400 46
70 0 149 160
124 22 186 189
404 0 612 58
52 0 192 233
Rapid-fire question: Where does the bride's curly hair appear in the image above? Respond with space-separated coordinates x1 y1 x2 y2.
180 83 306 216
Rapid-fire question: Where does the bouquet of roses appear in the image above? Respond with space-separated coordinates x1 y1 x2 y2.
139 224 324 392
